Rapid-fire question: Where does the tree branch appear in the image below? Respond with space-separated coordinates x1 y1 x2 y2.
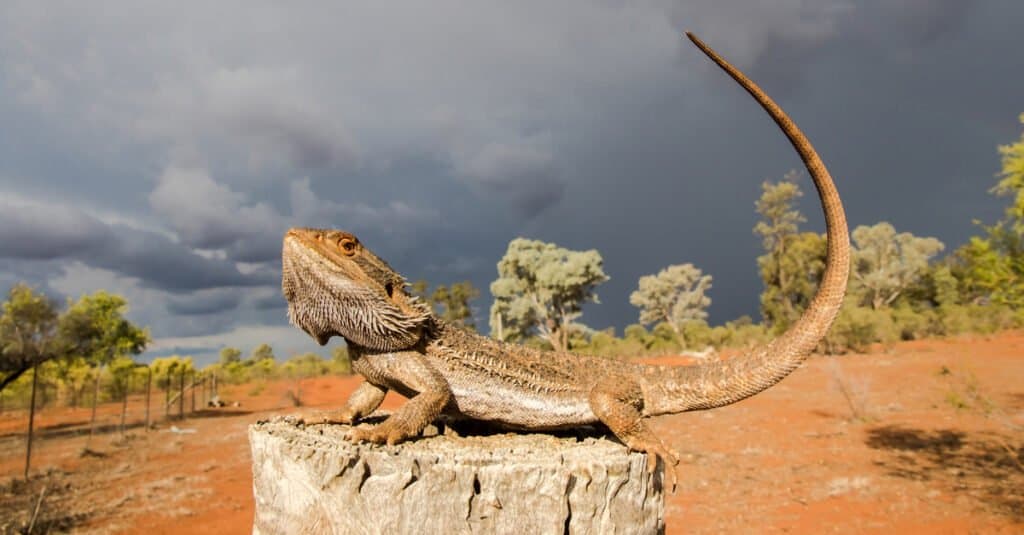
0 365 31 392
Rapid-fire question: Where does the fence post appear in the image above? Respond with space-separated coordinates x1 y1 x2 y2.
178 368 185 420
190 372 196 413
165 370 171 419
24 364 39 480
119 374 129 436
145 367 152 431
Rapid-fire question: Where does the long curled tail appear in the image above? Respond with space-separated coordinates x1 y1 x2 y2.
646 32 850 414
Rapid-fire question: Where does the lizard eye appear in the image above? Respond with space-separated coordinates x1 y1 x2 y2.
338 238 357 255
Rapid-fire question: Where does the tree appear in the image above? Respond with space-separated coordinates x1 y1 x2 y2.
758 232 828 332
251 343 275 362
755 171 822 331
489 238 608 352
850 222 945 309
61 291 149 440
954 113 1024 306
629 263 712 344
431 282 480 330
219 347 242 366
331 346 352 375
0 284 62 478
0 284 62 392
410 280 481 330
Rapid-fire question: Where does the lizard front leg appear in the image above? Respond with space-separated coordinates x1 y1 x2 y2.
304 381 388 425
589 381 680 492
346 353 451 446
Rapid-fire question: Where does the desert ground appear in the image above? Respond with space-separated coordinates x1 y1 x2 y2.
1 333 1021 534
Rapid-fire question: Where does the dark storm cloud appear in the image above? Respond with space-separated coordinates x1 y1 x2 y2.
92 225 277 292
251 292 285 311
0 199 268 292
453 137 566 217
1 1 1022 358
0 200 113 259
166 289 242 316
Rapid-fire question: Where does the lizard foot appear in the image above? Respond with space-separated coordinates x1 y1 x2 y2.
620 435 679 494
637 440 680 494
345 417 419 446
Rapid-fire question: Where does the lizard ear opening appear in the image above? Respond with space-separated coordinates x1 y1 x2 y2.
385 282 394 298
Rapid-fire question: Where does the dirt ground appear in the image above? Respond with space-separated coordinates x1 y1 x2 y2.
1 332 1021 534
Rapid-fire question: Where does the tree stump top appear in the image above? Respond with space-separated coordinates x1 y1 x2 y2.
250 417 666 535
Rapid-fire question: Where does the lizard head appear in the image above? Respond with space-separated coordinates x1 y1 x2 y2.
281 227 432 351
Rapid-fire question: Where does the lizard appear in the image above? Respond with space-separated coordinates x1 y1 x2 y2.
280 32 849 490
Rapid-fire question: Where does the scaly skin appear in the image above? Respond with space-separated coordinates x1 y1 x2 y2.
280 33 849 491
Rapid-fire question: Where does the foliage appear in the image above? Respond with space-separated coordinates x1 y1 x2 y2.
331 346 352 375
953 114 1024 306
412 280 481 330
432 282 480 329
753 171 829 332
219 347 242 366
106 356 147 400
250 343 275 362
489 238 608 352
61 291 148 368
758 232 827 332
0 284 62 392
819 301 898 354
993 113 1024 230
850 222 944 309
629 263 712 344
281 353 332 378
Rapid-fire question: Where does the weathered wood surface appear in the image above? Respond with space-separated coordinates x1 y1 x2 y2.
250 417 666 534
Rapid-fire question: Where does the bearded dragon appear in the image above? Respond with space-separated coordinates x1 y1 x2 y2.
281 33 849 490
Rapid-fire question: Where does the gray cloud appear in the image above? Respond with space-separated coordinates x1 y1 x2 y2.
0 199 114 259
0 197 268 292
166 289 242 316
0 1 1021 359
149 166 282 251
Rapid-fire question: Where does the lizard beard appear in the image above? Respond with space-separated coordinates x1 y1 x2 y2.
282 242 430 351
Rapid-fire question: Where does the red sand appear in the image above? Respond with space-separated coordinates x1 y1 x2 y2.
1 332 1021 533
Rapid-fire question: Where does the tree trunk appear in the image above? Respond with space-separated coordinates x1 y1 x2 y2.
250 418 666 534
24 364 39 480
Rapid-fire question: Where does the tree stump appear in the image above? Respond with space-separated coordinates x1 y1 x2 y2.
249 417 666 534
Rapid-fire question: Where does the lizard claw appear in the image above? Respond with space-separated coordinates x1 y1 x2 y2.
639 442 680 494
650 447 680 494
345 418 417 445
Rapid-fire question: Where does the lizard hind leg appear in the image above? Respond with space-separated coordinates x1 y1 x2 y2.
589 383 680 492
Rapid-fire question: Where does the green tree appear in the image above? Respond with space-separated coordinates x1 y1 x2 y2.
410 280 481 330
219 347 242 366
955 113 1024 306
489 238 609 352
331 346 352 375
850 222 945 309
0 284 62 392
250 343 275 363
754 172 826 331
629 263 712 343
431 282 480 330
61 291 148 438
758 231 827 332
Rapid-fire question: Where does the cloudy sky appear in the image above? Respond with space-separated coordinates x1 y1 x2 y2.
1 1 1022 363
